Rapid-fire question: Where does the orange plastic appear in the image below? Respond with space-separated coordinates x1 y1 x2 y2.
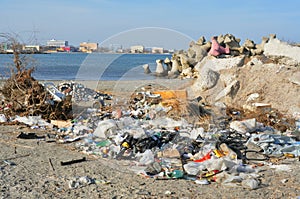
194 151 212 162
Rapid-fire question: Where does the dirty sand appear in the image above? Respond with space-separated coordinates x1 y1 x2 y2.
1 78 300 198
0 125 299 199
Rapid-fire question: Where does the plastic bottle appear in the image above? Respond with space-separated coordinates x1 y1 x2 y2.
183 162 204 176
172 170 184 178
229 164 256 174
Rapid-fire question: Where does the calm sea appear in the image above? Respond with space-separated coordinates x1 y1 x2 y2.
0 53 171 81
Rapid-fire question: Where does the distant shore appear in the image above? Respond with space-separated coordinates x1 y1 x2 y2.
38 79 194 94
1 78 194 99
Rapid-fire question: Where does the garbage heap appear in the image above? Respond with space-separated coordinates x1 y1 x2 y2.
11 82 299 190
57 82 112 103
0 77 112 120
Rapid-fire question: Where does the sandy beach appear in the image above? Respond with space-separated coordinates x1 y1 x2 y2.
0 77 299 198
1 124 299 199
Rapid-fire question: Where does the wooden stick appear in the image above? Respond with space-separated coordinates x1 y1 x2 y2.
48 158 55 171
60 157 86 166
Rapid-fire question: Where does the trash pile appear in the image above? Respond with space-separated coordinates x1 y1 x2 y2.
57 82 112 103
10 83 300 190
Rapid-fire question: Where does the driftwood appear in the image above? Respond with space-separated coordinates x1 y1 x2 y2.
0 34 72 120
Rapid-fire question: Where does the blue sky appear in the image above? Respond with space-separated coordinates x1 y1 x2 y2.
1 0 299 49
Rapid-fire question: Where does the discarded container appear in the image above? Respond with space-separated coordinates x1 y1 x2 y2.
219 143 237 160
96 140 111 147
195 179 210 185
183 162 204 176
139 150 155 165
229 164 256 174
241 178 260 190
0 114 7 123
171 170 184 178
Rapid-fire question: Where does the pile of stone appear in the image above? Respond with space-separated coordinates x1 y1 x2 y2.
150 33 300 80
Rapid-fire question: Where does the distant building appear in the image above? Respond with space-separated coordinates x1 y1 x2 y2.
151 47 164 54
79 42 98 53
22 45 41 53
130 45 144 53
46 39 68 47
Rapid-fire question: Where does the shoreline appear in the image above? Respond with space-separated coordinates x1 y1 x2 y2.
38 78 195 94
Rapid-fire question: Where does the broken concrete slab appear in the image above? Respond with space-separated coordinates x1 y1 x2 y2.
195 56 245 72
243 103 272 112
198 68 220 91
289 71 300 86
215 80 240 101
229 118 257 134
264 38 300 63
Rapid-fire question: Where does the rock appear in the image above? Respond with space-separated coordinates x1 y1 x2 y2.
246 93 260 102
155 59 167 76
246 57 263 66
264 38 300 63
243 103 272 112
189 44 209 62
181 67 193 78
217 34 225 45
195 56 245 72
187 47 196 58
269 33 276 39
229 118 257 133
178 54 190 70
224 34 240 49
200 68 219 91
164 57 172 71
196 36 206 45
145 162 162 175
189 40 196 47
252 36 269 55
241 178 260 190
215 80 240 101
289 71 300 86
169 58 181 75
193 68 219 91
243 39 255 49
142 64 151 74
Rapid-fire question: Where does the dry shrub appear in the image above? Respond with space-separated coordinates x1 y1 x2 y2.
0 33 72 120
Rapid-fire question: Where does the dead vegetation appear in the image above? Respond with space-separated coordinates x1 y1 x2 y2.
0 33 72 120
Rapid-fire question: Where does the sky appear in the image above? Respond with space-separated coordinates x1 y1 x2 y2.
1 0 299 50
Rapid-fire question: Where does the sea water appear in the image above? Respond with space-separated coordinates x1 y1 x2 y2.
0 53 170 81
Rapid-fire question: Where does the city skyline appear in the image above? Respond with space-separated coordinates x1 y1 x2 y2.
1 0 299 49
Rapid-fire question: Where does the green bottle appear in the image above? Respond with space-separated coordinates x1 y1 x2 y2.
172 170 184 178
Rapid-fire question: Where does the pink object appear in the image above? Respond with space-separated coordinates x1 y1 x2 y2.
208 37 230 56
